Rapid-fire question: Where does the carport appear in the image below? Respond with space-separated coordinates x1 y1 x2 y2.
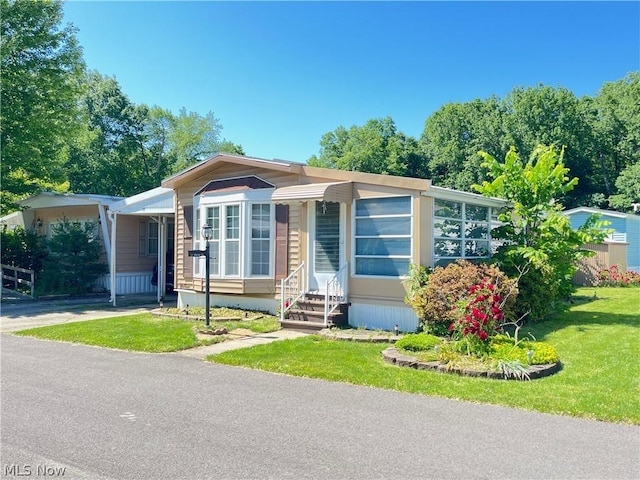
107 187 175 306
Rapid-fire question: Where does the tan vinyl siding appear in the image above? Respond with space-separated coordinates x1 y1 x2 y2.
114 215 156 273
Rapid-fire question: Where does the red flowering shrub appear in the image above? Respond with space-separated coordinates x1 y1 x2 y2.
597 265 640 287
417 260 518 335
449 280 505 354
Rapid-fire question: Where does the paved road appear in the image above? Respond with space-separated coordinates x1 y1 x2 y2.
0 295 168 333
1 334 638 480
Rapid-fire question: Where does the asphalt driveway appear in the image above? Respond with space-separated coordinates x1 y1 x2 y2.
1 334 638 480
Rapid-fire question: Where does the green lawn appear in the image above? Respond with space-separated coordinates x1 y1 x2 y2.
15 314 201 352
209 287 640 424
14 313 280 353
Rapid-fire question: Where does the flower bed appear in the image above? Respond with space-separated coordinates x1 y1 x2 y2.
382 346 562 380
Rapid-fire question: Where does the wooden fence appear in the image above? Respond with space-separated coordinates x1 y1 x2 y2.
1 264 35 298
573 242 628 286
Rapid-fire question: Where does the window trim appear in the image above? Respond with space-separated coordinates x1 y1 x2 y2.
193 188 274 280
432 199 493 267
352 195 413 278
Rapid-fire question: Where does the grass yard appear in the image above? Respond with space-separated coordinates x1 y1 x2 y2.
209 287 640 424
14 312 280 353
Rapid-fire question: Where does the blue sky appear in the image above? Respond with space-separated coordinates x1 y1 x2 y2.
63 1 640 163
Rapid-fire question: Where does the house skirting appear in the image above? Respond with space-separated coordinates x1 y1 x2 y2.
101 272 156 295
348 302 419 333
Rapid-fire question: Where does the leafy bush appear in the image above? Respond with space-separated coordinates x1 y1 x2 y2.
395 333 441 352
38 219 107 294
496 255 559 322
598 265 640 287
417 260 518 334
404 263 432 322
0 226 48 274
490 335 559 365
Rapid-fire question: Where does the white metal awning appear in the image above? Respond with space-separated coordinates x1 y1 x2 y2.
271 182 352 204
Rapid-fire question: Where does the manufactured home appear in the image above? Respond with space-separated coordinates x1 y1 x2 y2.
162 154 506 332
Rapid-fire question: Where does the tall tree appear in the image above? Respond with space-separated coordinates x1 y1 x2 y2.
608 162 640 212
1 0 84 213
308 117 426 177
587 72 640 203
502 85 594 207
420 97 507 191
67 72 241 195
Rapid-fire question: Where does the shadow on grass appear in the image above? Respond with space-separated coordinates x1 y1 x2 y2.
522 296 639 341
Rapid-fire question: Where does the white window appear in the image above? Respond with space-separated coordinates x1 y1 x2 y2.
433 200 491 267
139 220 159 256
251 204 271 275
195 194 273 279
354 196 412 277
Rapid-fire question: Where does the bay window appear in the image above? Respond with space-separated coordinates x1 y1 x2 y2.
194 193 273 279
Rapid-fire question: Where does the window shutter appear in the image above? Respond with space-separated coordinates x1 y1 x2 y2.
183 205 194 277
274 204 289 280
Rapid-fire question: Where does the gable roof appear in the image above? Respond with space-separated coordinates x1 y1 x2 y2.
161 153 432 191
563 207 639 221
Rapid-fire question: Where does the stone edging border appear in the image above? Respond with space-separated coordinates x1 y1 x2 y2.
382 347 562 381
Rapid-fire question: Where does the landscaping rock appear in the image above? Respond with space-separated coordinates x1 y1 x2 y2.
381 347 562 381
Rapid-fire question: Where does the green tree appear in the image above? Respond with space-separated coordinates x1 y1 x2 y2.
588 72 640 202
474 146 610 320
608 162 640 212
308 117 427 177
0 226 48 274
0 0 84 213
420 97 507 191
502 85 594 208
38 219 107 294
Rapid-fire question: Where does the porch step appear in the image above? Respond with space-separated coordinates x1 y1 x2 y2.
287 308 348 327
294 297 349 314
279 319 328 333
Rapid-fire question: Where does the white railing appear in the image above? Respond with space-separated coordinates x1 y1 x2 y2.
324 263 348 326
1 264 35 298
280 262 305 322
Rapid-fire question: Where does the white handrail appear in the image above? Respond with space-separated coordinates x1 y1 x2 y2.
280 262 305 321
324 263 348 325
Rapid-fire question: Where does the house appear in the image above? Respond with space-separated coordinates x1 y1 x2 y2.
0 190 176 300
161 153 507 332
563 207 640 284
564 207 640 274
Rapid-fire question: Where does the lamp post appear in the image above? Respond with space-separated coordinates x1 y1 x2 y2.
201 224 213 327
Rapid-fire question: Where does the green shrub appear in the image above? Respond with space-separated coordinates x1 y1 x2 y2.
418 260 518 333
395 333 441 352
490 335 559 365
496 254 559 322
403 263 432 322
38 218 107 295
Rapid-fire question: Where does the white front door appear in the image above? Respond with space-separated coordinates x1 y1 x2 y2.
308 201 344 293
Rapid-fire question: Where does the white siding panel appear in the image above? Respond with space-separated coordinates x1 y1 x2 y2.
102 273 156 294
349 303 419 333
